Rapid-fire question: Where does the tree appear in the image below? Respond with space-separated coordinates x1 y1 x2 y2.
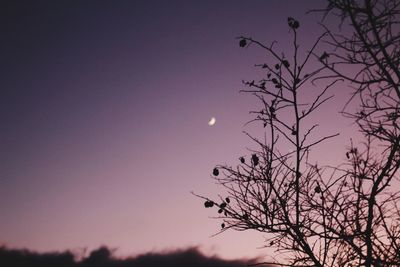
196 1 400 266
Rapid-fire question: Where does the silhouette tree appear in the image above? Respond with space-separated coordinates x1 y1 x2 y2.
196 1 400 266
0 246 260 267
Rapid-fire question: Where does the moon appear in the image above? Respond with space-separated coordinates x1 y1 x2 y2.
208 117 216 126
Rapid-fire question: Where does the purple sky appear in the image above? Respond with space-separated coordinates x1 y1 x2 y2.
0 0 358 261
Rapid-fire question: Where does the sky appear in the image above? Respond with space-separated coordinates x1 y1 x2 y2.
0 0 359 262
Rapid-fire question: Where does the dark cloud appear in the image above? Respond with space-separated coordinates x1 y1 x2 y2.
0 246 273 267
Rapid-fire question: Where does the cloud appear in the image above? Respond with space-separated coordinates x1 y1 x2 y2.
0 246 273 267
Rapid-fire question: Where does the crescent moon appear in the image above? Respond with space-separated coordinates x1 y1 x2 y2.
208 117 216 126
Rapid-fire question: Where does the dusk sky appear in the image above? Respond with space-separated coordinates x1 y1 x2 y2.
0 0 359 262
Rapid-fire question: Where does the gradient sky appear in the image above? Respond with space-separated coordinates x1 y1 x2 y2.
0 0 359 261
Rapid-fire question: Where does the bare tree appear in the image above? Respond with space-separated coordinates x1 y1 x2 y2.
196 1 400 266
316 1 400 266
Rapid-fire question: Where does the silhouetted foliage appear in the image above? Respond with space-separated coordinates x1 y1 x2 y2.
0 246 75 267
204 200 214 208
0 246 264 267
287 17 300 29
239 38 247 48
196 1 400 266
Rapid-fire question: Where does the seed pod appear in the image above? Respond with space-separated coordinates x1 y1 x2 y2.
291 126 297 135
287 17 300 29
315 185 321 193
282 60 290 67
251 154 259 166
213 168 219 176
204 200 214 208
319 52 329 61
239 39 247 47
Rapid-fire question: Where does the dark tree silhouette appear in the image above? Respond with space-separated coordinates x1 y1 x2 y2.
196 1 400 266
0 246 262 267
